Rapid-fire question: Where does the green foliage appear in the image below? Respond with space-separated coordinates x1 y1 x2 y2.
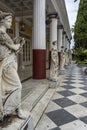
76 48 87 64
74 0 87 49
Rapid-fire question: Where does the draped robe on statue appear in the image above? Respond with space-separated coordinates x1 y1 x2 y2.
0 31 22 119
50 42 59 81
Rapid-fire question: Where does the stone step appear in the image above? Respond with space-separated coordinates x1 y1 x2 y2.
31 88 56 129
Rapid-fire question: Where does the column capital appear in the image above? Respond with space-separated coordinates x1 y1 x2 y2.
47 13 58 19
66 35 68 39
57 25 63 29
63 31 66 35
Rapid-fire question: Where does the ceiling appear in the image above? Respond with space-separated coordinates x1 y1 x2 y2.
0 0 34 26
0 0 33 13
0 0 56 26
0 0 71 40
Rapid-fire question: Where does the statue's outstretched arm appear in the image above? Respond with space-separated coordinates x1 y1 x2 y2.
0 32 20 51
4 41 20 51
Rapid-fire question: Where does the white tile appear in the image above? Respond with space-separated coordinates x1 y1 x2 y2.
56 86 66 92
60 120 87 130
60 82 67 86
68 95 87 103
35 114 57 130
69 80 84 83
71 83 85 88
62 79 70 82
65 104 87 118
45 101 61 113
69 88 86 94
52 92 64 100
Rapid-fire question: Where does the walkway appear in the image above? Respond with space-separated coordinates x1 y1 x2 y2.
35 63 87 130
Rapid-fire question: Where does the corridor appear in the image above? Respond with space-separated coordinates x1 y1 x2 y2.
35 63 87 130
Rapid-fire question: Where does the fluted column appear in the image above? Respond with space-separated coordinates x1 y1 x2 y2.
15 17 21 70
65 36 69 65
49 15 58 68
50 18 57 49
33 0 46 79
63 32 66 49
15 17 19 37
57 26 63 68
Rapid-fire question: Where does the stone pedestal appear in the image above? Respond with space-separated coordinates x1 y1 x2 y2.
48 80 59 88
60 69 66 75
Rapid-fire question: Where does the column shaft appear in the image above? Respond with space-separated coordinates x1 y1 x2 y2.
33 0 46 79
57 28 63 67
49 18 57 68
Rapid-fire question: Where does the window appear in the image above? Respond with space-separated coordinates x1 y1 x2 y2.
23 39 31 64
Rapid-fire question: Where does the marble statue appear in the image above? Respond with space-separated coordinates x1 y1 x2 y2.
0 11 27 120
60 46 65 70
49 41 59 81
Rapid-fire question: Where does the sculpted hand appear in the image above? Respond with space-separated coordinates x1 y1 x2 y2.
20 38 25 46
14 44 20 51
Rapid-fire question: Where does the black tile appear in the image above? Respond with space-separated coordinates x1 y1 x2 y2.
46 109 77 126
53 98 76 108
80 116 87 124
63 81 75 84
58 90 76 97
80 92 87 98
80 101 87 108
80 82 87 85
65 76 75 79
79 78 87 81
64 78 75 80
61 85 75 89
50 127 61 130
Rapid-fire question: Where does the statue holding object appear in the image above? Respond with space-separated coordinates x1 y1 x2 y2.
0 11 27 120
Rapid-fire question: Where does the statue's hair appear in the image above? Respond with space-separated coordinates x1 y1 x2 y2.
52 41 56 45
0 11 12 22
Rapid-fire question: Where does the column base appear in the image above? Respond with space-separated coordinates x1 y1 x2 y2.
48 78 60 88
33 49 46 79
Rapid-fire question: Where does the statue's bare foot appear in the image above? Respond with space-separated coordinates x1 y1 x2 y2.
16 108 30 120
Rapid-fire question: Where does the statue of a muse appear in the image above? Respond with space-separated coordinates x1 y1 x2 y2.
0 11 27 120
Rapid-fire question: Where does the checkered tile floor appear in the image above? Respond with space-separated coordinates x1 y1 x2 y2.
35 63 87 130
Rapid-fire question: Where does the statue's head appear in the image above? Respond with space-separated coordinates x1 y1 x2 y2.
61 46 64 51
0 11 12 23
0 11 12 29
64 48 67 52
52 41 57 50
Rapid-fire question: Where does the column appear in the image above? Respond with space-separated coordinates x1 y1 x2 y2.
65 36 68 49
65 36 69 65
49 14 58 68
33 0 46 79
63 31 66 49
15 17 20 69
15 17 19 37
57 25 63 67
50 17 57 49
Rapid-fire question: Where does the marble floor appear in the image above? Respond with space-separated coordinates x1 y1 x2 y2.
35 63 87 130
